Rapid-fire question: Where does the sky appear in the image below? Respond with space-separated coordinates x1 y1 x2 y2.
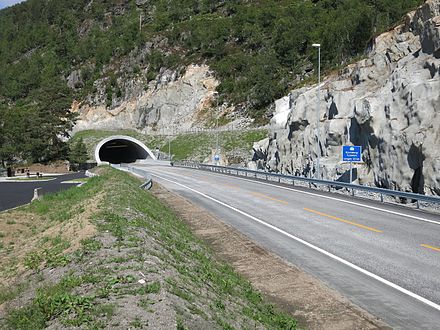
0 0 26 10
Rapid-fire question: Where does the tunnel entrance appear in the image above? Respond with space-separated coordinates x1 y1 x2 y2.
95 135 156 164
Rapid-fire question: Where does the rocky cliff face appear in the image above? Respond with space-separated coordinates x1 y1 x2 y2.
252 0 440 195
72 64 222 134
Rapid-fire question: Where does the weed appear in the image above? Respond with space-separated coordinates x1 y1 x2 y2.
0 282 28 305
130 317 144 328
176 317 188 330
138 298 155 311
80 238 102 253
3 166 297 329
6 277 95 329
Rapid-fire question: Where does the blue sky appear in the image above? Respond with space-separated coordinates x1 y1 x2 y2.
0 0 26 10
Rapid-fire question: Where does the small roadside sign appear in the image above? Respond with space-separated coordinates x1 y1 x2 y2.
214 155 220 161
342 146 362 162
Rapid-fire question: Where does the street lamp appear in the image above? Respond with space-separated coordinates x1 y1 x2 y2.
312 43 321 179
213 91 219 164
168 125 172 163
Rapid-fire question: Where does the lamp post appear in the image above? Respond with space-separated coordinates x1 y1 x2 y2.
168 125 172 162
312 43 321 180
213 91 219 164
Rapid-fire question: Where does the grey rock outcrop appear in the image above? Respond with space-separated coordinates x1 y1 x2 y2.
72 64 220 134
67 70 84 89
253 0 440 195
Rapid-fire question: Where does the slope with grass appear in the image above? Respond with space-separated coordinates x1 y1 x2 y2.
0 166 296 329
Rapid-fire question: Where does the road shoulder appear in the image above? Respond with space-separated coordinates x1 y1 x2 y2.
152 183 391 330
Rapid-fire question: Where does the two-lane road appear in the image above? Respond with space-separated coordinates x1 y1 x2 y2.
136 162 440 329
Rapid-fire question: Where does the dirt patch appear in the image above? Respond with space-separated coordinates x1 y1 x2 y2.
152 184 391 330
0 194 101 288
12 161 70 175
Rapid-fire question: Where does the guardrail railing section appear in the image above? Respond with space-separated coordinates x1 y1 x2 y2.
111 164 153 190
173 161 440 210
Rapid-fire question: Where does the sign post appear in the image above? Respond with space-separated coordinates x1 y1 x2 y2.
342 146 362 183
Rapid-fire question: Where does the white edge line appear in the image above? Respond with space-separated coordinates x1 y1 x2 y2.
153 172 440 312
180 167 440 226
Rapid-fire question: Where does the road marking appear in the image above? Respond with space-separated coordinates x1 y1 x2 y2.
251 192 289 205
421 244 440 252
187 169 440 226
152 173 440 312
304 208 383 233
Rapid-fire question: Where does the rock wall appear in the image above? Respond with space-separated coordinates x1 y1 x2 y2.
252 0 440 195
72 64 220 134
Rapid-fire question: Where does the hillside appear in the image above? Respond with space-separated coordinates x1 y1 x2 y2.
0 167 297 329
0 0 424 111
0 0 426 166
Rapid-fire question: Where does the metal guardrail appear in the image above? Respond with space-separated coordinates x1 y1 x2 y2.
174 161 440 209
111 164 153 190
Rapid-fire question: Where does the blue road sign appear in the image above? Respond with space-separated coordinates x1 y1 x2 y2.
214 155 220 161
342 146 362 162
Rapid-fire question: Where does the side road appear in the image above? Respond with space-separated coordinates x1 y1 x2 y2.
0 172 86 212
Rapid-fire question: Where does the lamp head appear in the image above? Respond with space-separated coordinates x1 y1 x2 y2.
312 43 321 48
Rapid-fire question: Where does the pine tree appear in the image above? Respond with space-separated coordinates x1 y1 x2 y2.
69 138 88 164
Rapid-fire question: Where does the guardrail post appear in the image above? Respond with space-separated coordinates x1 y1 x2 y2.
328 185 330 192
380 193 384 203
351 188 355 196
416 200 420 209
292 179 295 186
278 177 280 183
254 172 257 178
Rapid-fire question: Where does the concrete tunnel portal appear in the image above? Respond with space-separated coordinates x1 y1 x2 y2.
95 135 157 164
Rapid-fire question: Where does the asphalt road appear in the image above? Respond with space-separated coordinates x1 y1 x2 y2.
135 161 440 329
0 172 86 212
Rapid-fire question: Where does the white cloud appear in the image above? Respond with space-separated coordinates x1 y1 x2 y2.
0 0 27 10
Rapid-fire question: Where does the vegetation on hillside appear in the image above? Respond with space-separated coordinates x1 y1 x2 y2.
0 166 297 329
0 0 424 165
69 129 267 163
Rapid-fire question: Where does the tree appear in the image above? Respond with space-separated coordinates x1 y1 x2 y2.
68 137 88 164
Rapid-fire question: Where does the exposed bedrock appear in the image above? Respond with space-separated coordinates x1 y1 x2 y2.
252 0 440 195
72 65 220 134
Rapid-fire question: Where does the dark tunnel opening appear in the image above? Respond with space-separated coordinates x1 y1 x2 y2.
99 139 149 164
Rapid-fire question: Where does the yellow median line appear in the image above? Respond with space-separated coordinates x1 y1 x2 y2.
251 192 289 205
304 208 383 233
421 244 440 252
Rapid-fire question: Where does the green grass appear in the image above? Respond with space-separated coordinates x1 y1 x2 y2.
3 167 296 329
25 175 104 222
70 128 268 163
165 129 268 161
5 275 97 329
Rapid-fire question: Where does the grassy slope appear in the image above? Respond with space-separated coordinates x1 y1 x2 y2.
70 129 268 162
0 167 296 329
